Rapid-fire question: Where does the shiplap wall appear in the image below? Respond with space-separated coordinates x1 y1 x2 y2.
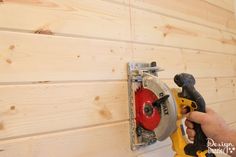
0 0 236 157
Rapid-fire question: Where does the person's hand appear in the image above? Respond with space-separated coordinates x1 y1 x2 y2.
184 107 230 143
184 107 236 157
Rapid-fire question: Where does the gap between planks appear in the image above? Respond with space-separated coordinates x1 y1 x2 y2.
203 0 235 12
0 98 235 142
1 1 236 55
103 0 236 36
0 76 235 86
1 28 236 56
0 119 128 142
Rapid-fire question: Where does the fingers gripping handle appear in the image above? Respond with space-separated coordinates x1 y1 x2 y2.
174 73 207 156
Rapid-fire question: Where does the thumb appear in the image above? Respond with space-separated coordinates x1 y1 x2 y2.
186 111 206 124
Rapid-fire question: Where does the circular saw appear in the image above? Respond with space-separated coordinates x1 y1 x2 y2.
127 62 215 157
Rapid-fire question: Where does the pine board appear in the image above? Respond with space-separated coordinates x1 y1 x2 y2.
125 0 236 33
204 0 235 12
0 77 235 140
1 1 236 54
0 81 128 140
0 120 234 157
0 122 171 157
0 0 236 156
1 31 236 83
0 0 130 40
130 7 236 54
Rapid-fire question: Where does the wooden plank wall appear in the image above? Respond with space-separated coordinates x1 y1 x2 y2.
0 0 236 156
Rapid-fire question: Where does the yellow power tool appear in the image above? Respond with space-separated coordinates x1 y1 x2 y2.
127 62 215 157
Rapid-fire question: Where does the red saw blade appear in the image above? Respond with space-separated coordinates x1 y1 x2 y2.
135 87 161 131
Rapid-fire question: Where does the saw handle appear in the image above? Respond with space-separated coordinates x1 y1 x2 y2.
174 73 208 156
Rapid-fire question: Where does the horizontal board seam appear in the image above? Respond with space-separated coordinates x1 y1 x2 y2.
209 98 236 106
0 98 235 142
103 0 236 35
0 119 128 142
0 76 236 86
1 29 236 56
202 0 235 13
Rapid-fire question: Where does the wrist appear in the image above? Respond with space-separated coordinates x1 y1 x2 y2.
220 128 236 143
211 127 232 143
222 129 236 156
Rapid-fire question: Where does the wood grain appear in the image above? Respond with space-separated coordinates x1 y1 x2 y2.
1 31 236 83
0 81 128 140
0 120 233 157
130 7 236 54
0 121 171 157
0 0 130 40
0 77 235 140
1 0 236 54
126 0 236 33
204 0 235 12
132 44 236 78
0 31 131 82
212 99 236 124
0 99 234 157
0 0 236 156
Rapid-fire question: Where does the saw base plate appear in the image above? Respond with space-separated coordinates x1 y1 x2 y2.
127 62 177 151
127 62 162 150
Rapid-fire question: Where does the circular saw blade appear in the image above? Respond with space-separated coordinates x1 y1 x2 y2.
139 73 177 141
135 87 161 131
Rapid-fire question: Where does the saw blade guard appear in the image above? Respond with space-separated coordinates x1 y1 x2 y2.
142 73 177 141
